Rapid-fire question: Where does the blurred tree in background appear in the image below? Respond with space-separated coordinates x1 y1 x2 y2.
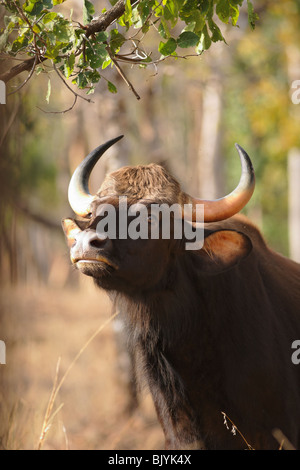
2 0 300 450
223 0 300 255
0 0 259 284
1 0 300 281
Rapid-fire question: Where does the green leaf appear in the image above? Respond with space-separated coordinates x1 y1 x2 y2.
158 37 177 56
64 52 75 78
107 81 117 94
86 69 101 83
4 14 19 28
11 33 30 53
137 0 150 24
153 3 164 18
141 21 150 34
72 69 101 91
53 0 66 4
165 0 177 17
160 17 171 38
208 19 225 43
124 0 132 22
229 4 239 26
158 21 168 39
83 0 95 25
216 0 230 23
35 65 45 75
86 43 108 69
247 0 258 29
118 0 133 28
32 23 41 34
23 0 53 17
73 71 88 89
196 25 211 52
86 86 95 95
42 12 59 23
177 31 199 48
101 57 112 69
46 31 56 46
0 27 10 52
109 29 125 54
95 31 108 43
164 0 179 27
44 44 62 59
53 21 72 42
187 10 205 33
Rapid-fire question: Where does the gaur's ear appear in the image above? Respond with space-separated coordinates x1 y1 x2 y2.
197 230 252 274
62 218 82 248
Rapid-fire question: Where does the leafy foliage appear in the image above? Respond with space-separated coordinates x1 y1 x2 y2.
0 0 257 98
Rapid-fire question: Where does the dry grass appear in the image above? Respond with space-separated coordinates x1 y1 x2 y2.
0 279 296 451
0 279 164 450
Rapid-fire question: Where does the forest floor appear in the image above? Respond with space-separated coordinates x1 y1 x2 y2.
0 280 164 450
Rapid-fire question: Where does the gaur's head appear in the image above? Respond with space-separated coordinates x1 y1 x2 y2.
62 136 255 293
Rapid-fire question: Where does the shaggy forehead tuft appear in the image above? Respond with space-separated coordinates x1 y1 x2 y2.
97 163 185 203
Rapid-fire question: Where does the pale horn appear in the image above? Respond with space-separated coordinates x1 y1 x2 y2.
68 135 124 217
186 144 255 222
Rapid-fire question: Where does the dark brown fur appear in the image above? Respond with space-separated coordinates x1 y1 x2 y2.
63 164 300 450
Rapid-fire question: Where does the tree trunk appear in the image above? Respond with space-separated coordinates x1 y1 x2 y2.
288 149 300 262
196 75 224 199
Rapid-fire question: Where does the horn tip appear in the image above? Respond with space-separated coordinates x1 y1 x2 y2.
234 143 243 151
234 143 255 187
234 143 252 164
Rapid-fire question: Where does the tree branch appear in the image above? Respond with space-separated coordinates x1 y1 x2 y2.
107 46 141 100
0 0 129 84
0 56 46 83
37 62 94 114
7 54 38 94
86 0 127 37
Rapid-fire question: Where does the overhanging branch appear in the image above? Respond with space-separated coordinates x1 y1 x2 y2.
0 56 46 83
86 0 127 37
0 0 128 84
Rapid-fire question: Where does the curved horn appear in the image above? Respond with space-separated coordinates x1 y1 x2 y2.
187 144 255 222
68 135 124 217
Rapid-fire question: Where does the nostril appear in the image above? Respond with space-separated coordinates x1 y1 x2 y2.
89 235 108 249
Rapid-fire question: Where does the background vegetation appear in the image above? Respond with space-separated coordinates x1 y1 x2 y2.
1 0 300 450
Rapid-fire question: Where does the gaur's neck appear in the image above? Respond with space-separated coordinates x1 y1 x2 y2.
112 254 205 343
109 256 216 449
106 255 245 449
